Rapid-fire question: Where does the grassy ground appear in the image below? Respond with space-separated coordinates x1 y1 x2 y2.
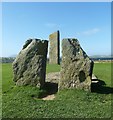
1 63 113 119
0 63 2 119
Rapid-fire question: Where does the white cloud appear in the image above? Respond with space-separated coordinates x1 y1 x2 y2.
83 28 100 35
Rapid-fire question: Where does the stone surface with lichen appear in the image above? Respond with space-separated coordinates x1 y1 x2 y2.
12 39 48 87
59 38 94 91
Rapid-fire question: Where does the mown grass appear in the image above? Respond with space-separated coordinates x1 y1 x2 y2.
0 63 2 119
93 63 111 87
1 63 113 119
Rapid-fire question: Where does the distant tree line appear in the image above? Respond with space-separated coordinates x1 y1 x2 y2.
0 56 112 63
0 57 15 63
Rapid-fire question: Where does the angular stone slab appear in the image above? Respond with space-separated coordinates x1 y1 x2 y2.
12 39 48 87
49 31 60 64
59 38 94 91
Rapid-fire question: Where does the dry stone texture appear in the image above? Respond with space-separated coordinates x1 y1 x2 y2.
46 72 60 83
49 31 60 64
12 39 48 87
59 38 94 91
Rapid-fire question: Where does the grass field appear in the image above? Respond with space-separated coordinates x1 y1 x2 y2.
1 63 113 118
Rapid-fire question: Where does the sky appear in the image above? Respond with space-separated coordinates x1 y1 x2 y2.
1 0 112 2
2 2 111 57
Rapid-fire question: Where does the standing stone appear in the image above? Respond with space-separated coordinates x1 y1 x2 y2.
12 39 48 88
59 38 94 91
49 31 60 64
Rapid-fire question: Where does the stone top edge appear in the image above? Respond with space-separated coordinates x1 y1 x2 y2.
22 39 48 50
62 38 80 45
63 38 79 41
62 38 78 40
49 30 59 36
27 39 48 43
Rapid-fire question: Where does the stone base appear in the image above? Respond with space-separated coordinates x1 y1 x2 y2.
46 72 97 92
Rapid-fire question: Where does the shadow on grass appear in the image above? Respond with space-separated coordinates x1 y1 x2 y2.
38 82 58 98
91 79 113 94
35 79 113 99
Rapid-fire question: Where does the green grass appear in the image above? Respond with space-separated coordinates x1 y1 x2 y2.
46 64 61 73
2 63 112 118
0 63 2 119
93 63 111 87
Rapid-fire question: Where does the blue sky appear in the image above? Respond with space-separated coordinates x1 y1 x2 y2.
2 2 111 57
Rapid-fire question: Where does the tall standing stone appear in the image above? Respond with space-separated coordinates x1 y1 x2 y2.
49 31 60 64
12 39 48 88
59 38 94 91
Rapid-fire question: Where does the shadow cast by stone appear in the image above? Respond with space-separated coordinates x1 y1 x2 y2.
38 82 58 98
91 79 113 94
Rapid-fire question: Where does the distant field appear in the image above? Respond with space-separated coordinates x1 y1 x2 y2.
2 63 113 118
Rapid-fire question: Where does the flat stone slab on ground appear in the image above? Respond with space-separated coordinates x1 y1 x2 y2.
91 74 99 83
46 72 60 83
42 94 55 100
92 74 98 80
46 72 97 84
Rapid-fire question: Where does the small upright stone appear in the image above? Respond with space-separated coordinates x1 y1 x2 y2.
12 39 48 88
59 38 94 91
49 31 60 64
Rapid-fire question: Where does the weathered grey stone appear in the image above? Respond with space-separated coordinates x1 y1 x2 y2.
12 39 48 87
49 31 60 64
46 72 96 85
59 38 94 91
46 72 60 84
